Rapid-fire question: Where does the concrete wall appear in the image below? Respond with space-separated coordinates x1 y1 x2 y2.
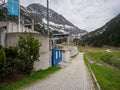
0 27 6 46
5 32 51 71
0 21 34 32
62 49 70 62
69 46 78 56
62 46 79 62
63 46 78 56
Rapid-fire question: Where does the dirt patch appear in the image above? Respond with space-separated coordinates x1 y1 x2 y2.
0 70 28 86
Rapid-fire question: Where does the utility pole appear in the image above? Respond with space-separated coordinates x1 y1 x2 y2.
47 0 51 67
18 0 21 32
47 0 49 36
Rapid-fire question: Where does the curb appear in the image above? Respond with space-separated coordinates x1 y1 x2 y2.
88 64 101 90
85 54 101 90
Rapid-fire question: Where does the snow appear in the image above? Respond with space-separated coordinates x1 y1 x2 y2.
64 25 74 29
21 7 26 12
42 18 47 24
42 18 73 29
59 29 69 34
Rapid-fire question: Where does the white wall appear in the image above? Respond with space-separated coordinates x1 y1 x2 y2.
63 46 78 56
5 33 51 71
62 49 70 62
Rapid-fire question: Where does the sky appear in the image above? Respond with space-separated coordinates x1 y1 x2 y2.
20 0 120 32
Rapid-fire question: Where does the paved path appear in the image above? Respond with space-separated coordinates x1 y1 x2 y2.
22 53 96 90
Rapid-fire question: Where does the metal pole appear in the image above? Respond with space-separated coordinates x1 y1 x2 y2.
47 0 51 67
0 28 1 45
18 0 20 32
47 0 49 36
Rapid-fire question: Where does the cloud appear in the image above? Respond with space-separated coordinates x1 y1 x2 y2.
21 0 120 32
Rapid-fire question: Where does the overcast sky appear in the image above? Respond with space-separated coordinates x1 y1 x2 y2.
21 0 120 32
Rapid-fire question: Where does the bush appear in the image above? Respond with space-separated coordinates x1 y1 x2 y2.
0 47 9 77
0 34 41 77
0 46 18 77
111 56 120 69
4 46 18 73
17 34 41 74
101 53 120 69
100 53 113 64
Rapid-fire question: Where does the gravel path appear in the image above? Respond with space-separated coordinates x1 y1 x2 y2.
22 53 96 90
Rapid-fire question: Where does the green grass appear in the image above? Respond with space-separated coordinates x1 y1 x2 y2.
86 52 105 62
84 54 89 68
87 52 120 68
91 64 120 90
84 52 120 90
0 66 61 90
70 54 77 58
87 52 120 61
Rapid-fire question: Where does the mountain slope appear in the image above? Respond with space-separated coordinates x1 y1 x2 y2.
81 14 120 47
26 3 87 35
0 3 87 36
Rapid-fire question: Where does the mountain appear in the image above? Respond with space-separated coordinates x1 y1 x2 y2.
81 14 120 47
0 3 87 36
26 3 87 36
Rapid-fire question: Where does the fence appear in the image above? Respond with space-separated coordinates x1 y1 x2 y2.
52 49 62 66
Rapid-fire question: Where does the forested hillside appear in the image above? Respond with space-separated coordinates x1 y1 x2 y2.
81 14 120 47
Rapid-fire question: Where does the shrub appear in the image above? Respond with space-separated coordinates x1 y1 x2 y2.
4 46 18 73
101 53 120 69
110 56 120 69
100 53 113 64
17 34 41 74
0 46 18 77
0 47 9 77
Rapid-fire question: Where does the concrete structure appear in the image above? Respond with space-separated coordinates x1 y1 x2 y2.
69 46 79 56
0 21 50 70
0 21 34 32
61 46 78 62
0 27 6 46
0 21 51 70
5 32 50 70
52 33 70 45
62 49 71 62
63 46 79 57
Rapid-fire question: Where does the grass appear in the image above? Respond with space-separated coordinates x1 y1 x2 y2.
86 52 105 62
70 54 77 58
91 64 120 90
0 66 61 90
84 54 89 67
87 52 120 68
84 51 120 90
79 46 107 52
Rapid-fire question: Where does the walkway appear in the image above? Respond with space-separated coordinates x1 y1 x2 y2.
23 53 96 90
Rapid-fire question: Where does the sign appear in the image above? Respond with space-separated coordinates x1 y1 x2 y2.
7 0 19 16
